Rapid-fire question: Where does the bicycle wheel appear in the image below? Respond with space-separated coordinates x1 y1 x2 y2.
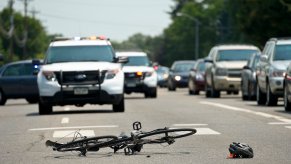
98 128 196 148
47 135 118 152
138 128 196 144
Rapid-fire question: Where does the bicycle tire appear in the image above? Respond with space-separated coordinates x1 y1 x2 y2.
47 135 118 152
138 128 196 144
98 128 196 148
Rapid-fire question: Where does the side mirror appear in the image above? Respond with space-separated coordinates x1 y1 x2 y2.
116 56 128 64
191 68 197 72
243 65 251 70
204 58 213 63
260 55 268 63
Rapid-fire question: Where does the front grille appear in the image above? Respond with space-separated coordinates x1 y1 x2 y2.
228 69 242 78
55 70 107 85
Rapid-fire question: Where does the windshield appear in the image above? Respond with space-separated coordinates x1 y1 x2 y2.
173 63 195 72
46 45 114 64
216 49 258 61
273 45 291 61
123 56 150 66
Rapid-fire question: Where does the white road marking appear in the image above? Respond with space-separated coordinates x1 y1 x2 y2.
285 126 291 129
28 125 118 131
172 124 208 127
195 128 220 135
61 117 69 124
53 130 95 138
200 101 291 123
64 107 70 111
268 122 291 125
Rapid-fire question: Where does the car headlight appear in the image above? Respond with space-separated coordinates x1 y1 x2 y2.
163 73 169 79
106 68 120 79
42 71 57 81
145 71 154 77
174 75 181 81
215 68 228 76
270 69 285 77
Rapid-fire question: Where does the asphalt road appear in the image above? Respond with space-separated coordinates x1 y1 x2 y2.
1 88 291 164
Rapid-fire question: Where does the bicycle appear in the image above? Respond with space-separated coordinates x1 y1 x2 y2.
46 122 196 156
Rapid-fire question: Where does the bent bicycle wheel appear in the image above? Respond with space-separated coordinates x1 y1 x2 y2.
53 135 118 152
138 128 196 144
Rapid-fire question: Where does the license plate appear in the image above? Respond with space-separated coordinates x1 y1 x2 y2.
126 82 136 87
74 88 88 95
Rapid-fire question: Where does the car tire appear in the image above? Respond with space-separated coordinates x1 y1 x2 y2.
210 78 220 98
227 91 231 95
248 82 256 101
145 87 157 98
38 101 53 115
284 84 291 112
188 80 194 95
256 84 266 105
26 98 38 104
205 83 211 98
113 96 125 112
168 80 176 91
266 82 278 106
0 90 7 105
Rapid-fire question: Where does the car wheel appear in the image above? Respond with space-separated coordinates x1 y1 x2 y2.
0 90 7 105
256 84 266 105
38 101 53 115
146 87 157 98
284 85 291 112
233 91 239 95
205 83 211 98
113 96 125 112
210 78 220 98
188 80 194 95
248 81 256 100
266 82 278 106
227 91 231 95
168 80 176 91
26 98 38 104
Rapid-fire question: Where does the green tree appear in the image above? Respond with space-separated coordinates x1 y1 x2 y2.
0 7 49 62
226 0 291 48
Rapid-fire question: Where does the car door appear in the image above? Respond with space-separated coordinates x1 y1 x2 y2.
0 63 22 97
19 63 38 97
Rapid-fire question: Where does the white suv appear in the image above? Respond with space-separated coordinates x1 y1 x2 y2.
37 36 127 114
116 52 158 98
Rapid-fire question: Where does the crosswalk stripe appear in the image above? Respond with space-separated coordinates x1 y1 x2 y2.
61 117 69 124
29 125 118 131
195 128 221 135
172 124 208 127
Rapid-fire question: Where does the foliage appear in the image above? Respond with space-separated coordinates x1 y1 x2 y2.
0 8 50 63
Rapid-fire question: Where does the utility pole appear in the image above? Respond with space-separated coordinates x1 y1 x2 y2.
8 0 14 62
19 0 31 59
29 7 39 19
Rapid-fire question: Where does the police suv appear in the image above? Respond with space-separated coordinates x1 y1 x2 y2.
37 36 127 114
116 52 157 98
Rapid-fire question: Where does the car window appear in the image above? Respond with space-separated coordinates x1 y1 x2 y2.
46 45 114 64
197 61 206 71
123 56 150 66
216 49 259 61
173 63 195 72
251 55 260 69
273 44 291 61
2 64 22 76
21 63 34 76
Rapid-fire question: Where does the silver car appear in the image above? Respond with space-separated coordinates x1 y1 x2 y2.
256 38 291 106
